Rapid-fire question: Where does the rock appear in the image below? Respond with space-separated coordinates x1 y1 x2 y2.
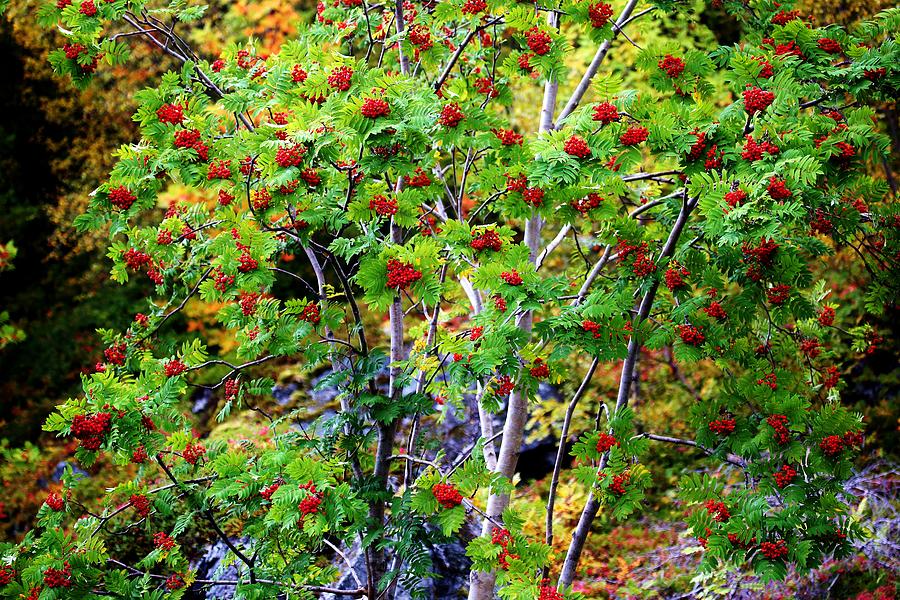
191 388 215 414
187 540 242 600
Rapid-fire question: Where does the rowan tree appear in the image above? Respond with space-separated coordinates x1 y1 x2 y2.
0 0 898 598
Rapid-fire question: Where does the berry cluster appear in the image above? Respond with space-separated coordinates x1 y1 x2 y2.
619 126 649 146
46 492 65 511
327 66 354 91
239 291 260 317
386 259 423 289
183 441 206 465
275 144 305 168
361 97 391 119
610 471 630 496
299 302 321 324
760 540 788 560
592 101 619 124
799 338 821 358
820 431 863 457
588 2 613 27
494 375 515 396
406 167 432 187
0 566 15 585
564 135 591 158
369 194 398 216
754 56 774 78
526 27 552 55
500 270 523 286
817 38 842 54
439 102 465 128
773 464 797 488
154 532 176 550
658 54 685 78
766 414 791 445
207 160 231 180
408 24 433 51
741 238 779 281
491 528 519 569
108 186 137 210
432 482 463 509
818 306 836 326
164 359 187 377
529 358 550 379
236 241 258 273
704 499 730 522
596 432 619 453
743 87 775 114
173 129 209 161
708 417 736 435
131 445 148 464
571 192 603 214
522 186 544 207
104 342 126 365
581 319 603 339
741 135 779 161
538 583 564 600
43 563 72 588
703 301 727 321
665 264 690 291
156 103 184 125
471 229 502 252
766 284 791 306
469 326 484 342
724 189 747 207
71 412 112 450
461 0 486 14
493 128 523 146
298 481 324 517
123 248 152 270
260 482 281 501
130 493 151 518
766 177 792 200
166 574 185 590
676 324 705 346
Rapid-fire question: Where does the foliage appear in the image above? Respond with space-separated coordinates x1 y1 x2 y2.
0 0 898 598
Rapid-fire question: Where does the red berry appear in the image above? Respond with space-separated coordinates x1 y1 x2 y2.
386 259 423 289
743 87 775 114
592 102 619 124
130 493 151 517
588 2 613 27
525 27 552 55
500 270 523 286
619 126 649 146
564 135 591 158
79 0 96 15
156 103 184 125
773 464 797 488
760 540 788 560
361 97 391 119
108 186 137 210
493 128 523 146
709 417 736 436
596 432 619 453
658 54 685 78
439 102 465 128
676 324 705 346
766 414 791 445
154 532 176 550
431 482 463 508
46 492 65 511
369 194 398 216
529 358 550 379
164 359 187 377
327 66 354 91
817 38 842 54
471 229 502 252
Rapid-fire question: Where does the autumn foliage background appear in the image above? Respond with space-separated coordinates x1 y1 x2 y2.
0 0 899 596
